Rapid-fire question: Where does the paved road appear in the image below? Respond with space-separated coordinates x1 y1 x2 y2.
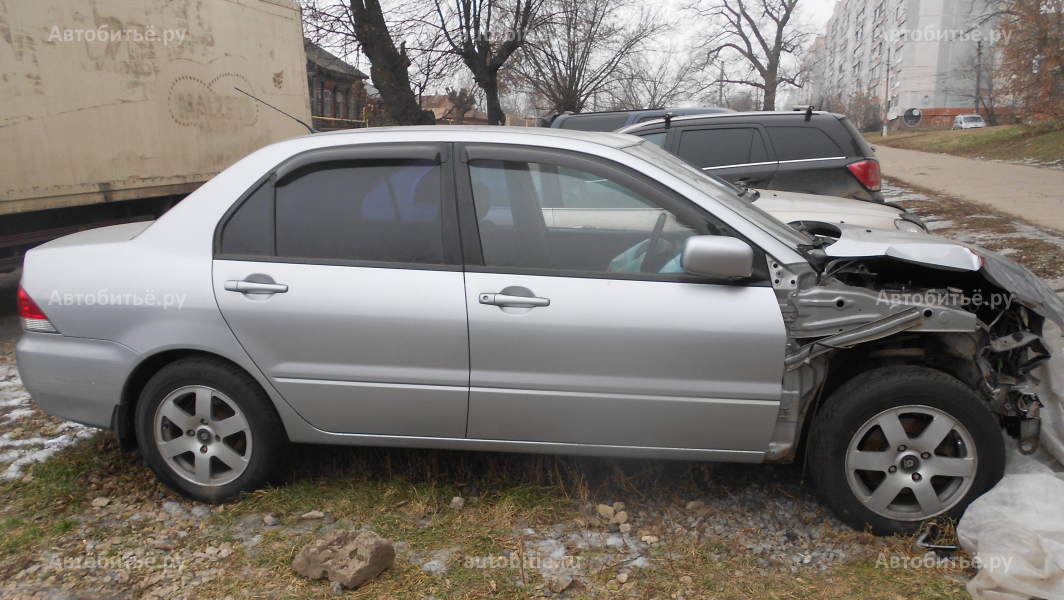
875 145 1064 231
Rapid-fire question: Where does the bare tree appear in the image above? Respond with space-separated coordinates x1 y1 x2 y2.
948 43 1013 125
727 90 757 111
972 0 1063 121
514 0 662 114
302 0 436 124
443 87 480 122
611 48 712 110
691 0 809 111
845 90 882 132
428 0 541 125
404 22 465 107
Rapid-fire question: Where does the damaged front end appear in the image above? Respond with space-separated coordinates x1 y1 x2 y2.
764 226 1064 462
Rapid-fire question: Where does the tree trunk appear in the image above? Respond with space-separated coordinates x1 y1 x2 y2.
480 75 506 125
762 73 778 111
350 0 435 125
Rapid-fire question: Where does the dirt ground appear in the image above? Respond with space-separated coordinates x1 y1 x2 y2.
875 145 1064 233
0 180 1060 600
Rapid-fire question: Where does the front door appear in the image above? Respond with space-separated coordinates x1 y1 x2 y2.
458 145 786 452
212 145 470 438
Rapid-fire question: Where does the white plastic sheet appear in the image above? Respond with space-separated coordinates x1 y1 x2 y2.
957 321 1064 600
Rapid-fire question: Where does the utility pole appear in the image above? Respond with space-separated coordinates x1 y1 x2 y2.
882 45 891 137
719 62 725 107
974 40 982 115
709 49 726 108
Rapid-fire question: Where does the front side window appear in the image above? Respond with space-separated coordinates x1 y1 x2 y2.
469 159 699 275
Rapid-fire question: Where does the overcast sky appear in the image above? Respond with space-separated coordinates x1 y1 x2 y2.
801 0 839 35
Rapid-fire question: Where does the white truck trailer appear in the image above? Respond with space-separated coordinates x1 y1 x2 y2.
0 0 312 270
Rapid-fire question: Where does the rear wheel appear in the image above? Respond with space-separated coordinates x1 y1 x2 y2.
135 357 287 503
809 366 1004 535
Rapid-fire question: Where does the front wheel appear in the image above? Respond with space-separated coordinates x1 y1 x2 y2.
135 357 288 503
808 366 1004 535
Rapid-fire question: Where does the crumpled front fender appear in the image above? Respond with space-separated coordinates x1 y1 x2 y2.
824 225 1064 329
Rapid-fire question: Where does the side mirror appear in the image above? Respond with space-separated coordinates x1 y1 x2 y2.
681 236 754 278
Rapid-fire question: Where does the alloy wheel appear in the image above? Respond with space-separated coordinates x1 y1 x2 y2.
845 405 978 521
153 385 253 487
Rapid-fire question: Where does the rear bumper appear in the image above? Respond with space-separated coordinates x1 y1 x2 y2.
15 332 141 429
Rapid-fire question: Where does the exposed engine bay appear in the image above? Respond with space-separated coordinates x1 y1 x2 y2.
764 225 1064 463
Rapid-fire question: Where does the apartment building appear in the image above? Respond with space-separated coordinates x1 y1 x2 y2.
802 0 998 128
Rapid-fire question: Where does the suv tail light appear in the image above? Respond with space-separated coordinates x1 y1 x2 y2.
847 159 881 191
17 285 57 333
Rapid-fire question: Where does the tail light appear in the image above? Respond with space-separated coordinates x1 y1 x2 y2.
17 285 57 333
847 159 881 191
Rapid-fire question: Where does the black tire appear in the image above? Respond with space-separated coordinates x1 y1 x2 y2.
135 356 288 503
808 366 1004 535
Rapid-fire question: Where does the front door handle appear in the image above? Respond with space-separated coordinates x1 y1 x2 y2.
224 280 289 294
479 293 549 307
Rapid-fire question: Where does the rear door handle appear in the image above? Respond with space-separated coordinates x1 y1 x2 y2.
479 293 549 307
224 280 289 294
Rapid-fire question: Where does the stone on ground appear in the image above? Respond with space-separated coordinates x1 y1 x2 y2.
293 529 395 589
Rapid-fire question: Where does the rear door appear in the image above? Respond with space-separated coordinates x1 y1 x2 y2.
456 144 786 453
212 144 470 438
671 126 778 188
762 124 860 198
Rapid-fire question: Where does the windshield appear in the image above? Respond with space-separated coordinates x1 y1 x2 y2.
622 140 814 247
963 116 983 123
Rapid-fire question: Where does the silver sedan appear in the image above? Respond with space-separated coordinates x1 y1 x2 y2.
16 127 1063 535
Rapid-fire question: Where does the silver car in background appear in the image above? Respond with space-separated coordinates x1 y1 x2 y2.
16 127 1063 535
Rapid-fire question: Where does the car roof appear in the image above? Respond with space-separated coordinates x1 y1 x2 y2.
314 124 640 149
617 110 844 132
557 107 726 117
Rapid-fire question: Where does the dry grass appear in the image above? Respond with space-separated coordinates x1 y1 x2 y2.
0 435 974 599
866 122 1064 167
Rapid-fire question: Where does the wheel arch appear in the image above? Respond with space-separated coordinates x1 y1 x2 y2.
114 349 280 452
787 331 991 463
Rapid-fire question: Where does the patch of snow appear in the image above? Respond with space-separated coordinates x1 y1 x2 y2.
925 220 955 231
3 409 36 423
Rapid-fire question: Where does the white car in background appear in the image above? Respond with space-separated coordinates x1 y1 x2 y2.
753 189 928 236
952 114 987 130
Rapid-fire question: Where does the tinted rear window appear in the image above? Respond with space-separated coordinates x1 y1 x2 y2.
221 182 272 256
275 160 445 264
837 117 876 157
556 113 631 131
765 126 844 161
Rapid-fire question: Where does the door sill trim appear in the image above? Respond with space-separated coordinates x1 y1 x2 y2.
285 427 766 463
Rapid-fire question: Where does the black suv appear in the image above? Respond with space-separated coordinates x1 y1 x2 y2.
618 111 884 203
